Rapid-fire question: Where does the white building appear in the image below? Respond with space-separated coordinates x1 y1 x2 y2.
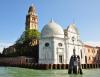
39 19 85 64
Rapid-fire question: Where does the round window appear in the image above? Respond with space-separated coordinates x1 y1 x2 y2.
45 43 49 47
58 43 63 46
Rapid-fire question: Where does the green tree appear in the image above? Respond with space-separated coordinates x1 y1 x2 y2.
16 29 40 44
25 29 40 40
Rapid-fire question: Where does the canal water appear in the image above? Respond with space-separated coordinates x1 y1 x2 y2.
0 67 100 77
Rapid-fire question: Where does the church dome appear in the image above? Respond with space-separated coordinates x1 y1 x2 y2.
41 19 64 38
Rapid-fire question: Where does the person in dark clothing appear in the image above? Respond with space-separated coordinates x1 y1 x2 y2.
68 55 83 74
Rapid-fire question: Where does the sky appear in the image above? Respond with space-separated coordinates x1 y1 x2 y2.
0 0 100 52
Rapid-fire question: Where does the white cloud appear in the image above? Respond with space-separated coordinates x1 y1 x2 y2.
0 42 14 53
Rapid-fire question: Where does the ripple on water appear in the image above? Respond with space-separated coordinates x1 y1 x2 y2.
0 67 12 77
0 67 100 77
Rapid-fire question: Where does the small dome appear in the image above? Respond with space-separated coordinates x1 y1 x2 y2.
67 24 79 34
41 19 64 38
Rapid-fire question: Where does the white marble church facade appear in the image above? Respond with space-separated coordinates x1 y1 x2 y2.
39 20 85 64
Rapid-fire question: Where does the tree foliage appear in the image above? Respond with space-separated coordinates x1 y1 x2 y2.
16 29 40 44
25 29 40 40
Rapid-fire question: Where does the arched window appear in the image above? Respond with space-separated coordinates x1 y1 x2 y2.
89 56 91 60
88 49 90 53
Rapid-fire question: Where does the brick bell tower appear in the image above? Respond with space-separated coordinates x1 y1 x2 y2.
25 4 38 30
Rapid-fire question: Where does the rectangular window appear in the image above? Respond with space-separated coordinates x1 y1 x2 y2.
59 55 63 63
